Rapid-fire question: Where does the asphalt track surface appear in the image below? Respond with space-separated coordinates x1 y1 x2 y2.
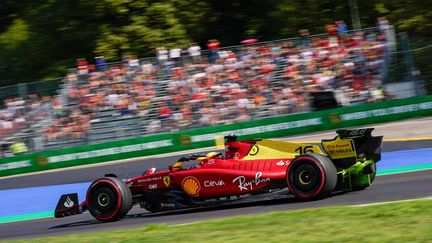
0 170 431 240
0 141 432 240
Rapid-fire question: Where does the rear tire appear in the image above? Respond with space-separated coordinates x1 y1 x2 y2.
287 153 337 200
87 177 132 222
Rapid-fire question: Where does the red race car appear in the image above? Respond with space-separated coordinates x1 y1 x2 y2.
55 128 382 222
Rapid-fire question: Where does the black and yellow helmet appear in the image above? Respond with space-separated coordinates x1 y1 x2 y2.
206 151 222 158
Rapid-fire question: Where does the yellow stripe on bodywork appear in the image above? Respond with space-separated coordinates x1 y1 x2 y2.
241 139 324 160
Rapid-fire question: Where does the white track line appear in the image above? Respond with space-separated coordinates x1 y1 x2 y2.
353 196 432 207
171 196 432 227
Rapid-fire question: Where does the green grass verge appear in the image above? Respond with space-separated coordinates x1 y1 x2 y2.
5 199 432 243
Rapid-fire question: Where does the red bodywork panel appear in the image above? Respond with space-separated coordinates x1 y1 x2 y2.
126 158 291 198
125 139 300 198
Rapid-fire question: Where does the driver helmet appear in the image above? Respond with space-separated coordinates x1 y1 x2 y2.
206 151 223 159
143 167 157 175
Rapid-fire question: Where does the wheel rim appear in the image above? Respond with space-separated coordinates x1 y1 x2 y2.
97 193 110 207
291 163 321 193
89 184 118 217
298 170 312 185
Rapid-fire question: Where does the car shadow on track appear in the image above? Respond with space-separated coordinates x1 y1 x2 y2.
50 191 347 229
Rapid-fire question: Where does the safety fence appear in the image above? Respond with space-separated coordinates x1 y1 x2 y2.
1 95 432 177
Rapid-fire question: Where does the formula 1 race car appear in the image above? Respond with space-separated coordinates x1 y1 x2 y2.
55 128 382 222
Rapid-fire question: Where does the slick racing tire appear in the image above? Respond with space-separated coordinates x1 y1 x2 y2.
286 153 337 200
87 177 132 222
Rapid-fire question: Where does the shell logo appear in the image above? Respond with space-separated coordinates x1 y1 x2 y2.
182 176 201 196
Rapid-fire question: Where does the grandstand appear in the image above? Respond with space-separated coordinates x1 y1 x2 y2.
0 25 397 153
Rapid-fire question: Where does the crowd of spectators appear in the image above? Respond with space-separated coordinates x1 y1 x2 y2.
52 21 389 136
42 105 91 142
68 60 158 114
0 97 28 137
146 21 388 131
0 94 52 155
2 21 390 145
282 28 388 106
0 95 51 137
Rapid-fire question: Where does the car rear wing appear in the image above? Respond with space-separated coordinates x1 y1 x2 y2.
321 128 383 169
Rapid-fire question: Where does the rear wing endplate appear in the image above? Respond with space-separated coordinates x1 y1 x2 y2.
322 128 383 168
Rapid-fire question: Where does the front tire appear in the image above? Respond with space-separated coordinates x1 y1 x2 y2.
87 177 132 222
287 153 337 200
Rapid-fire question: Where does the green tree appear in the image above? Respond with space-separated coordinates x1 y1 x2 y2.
94 0 194 60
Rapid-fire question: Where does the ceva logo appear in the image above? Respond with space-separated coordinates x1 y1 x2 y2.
64 196 75 208
204 180 225 187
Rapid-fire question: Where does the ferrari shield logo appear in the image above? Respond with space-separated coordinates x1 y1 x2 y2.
163 176 171 187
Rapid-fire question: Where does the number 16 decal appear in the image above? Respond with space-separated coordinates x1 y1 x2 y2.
295 146 314 154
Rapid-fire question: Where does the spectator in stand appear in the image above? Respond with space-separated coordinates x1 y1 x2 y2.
95 56 107 71
127 55 140 71
234 108 251 123
140 61 153 75
326 23 338 47
336 20 348 41
180 46 190 65
0 112 13 129
76 58 89 75
10 139 28 155
169 46 182 66
207 39 220 63
326 23 338 37
158 100 172 130
156 47 169 66
299 29 311 47
377 17 390 34
188 43 201 64
147 119 161 133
